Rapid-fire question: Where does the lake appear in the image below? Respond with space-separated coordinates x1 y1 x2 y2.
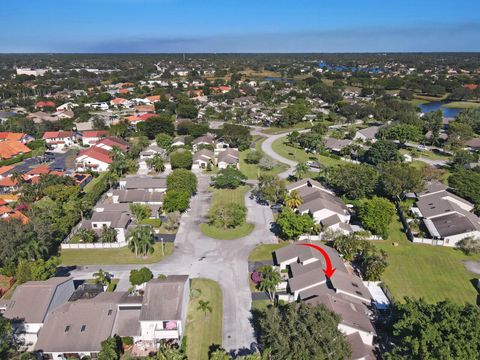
419 101 464 118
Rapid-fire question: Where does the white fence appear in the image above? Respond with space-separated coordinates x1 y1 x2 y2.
412 237 445 246
61 241 128 249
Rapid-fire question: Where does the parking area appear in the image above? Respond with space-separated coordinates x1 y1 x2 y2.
6 149 79 176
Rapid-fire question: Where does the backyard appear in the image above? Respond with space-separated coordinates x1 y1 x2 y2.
375 216 480 305
60 243 174 265
199 185 254 240
185 279 223 360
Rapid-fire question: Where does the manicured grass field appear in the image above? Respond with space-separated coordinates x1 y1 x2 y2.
261 121 312 135
240 137 288 179
375 217 480 305
271 137 345 168
200 186 254 240
60 243 174 265
443 101 480 109
410 99 430 106
185 279 223 360
249 243 290 262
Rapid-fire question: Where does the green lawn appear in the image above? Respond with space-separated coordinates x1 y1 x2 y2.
271 137 345 168
185 279 223 360
261 121 312 135
200 223 254 240
240 137 288 179
443 101 480 109
410 99 430 106
60 243 174 265
249 243 290 262
200 186 254 240
375 216 480 305
83 172 109 193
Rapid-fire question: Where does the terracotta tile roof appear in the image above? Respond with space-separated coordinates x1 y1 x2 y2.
77 147 113 164
0 177 17 187
0 141 31 159
95 137 129 151
0 165 14 175
146 95 160 102
42 131 73 139
26 164 51 176
0 206 29 224
0 132 27 141
82 130 109 138
111 98 127 105
36 101 56 108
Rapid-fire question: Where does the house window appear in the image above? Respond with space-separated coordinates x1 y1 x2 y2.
108 309 112 316
81 325 86 332
64 325 70 332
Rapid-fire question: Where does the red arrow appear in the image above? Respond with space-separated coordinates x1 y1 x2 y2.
297 243 336 278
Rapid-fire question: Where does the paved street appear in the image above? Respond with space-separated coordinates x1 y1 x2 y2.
68 172 277 353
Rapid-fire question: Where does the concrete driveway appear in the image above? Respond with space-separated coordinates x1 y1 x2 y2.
68 173 277 353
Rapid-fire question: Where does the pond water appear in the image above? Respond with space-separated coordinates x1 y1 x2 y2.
419 101 464 118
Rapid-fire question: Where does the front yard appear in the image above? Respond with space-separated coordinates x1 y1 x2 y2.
199 185 254 240
185 279 223 360
60 242 174 265
375 217 480 304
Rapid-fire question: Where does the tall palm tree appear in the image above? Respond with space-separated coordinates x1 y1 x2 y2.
285 190 303 209
197 300 212 319
294 162 309 180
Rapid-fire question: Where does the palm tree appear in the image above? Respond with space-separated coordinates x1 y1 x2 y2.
101 226 117 243
284 190 303 209
197 300 212 319
128 225 155 258
93 269 112 286
294 162 309 180
20 239 48 261
257 265 281 303
146 154 165 173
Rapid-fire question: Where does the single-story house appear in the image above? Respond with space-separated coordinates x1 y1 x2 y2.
217 148 240 169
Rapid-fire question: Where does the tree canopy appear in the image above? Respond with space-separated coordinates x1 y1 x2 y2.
256 302 351 360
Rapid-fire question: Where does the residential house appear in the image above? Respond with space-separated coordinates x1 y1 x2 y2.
42 131 76 149
81 210 132 243
75 147 113 172
27 112 59 123
0 141 31 160
118 176 167 192
171 135 187 147
109 189 164 205
0 132 34 143
354 126 379 143
192 135 215 151
272 242 375 355
413 182 480 246
94 136 130 152
217 148 240 169
34 276 190 358
1 277 74 346
80 130 109 147
0 205 29 224
193 149 214 169
286 179 352 233
140 144 166 160
324 138 353 154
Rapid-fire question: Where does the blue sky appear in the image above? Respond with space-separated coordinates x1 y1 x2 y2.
2 0 480 53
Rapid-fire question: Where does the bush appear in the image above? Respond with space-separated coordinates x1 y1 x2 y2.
129 267 153 286
163 190 190 213
166 169 197 195
170 150 193 169
212 167 247 189
245 150 262 164
122 337 133 346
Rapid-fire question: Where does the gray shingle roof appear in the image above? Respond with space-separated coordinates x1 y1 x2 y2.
4 277 72 324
